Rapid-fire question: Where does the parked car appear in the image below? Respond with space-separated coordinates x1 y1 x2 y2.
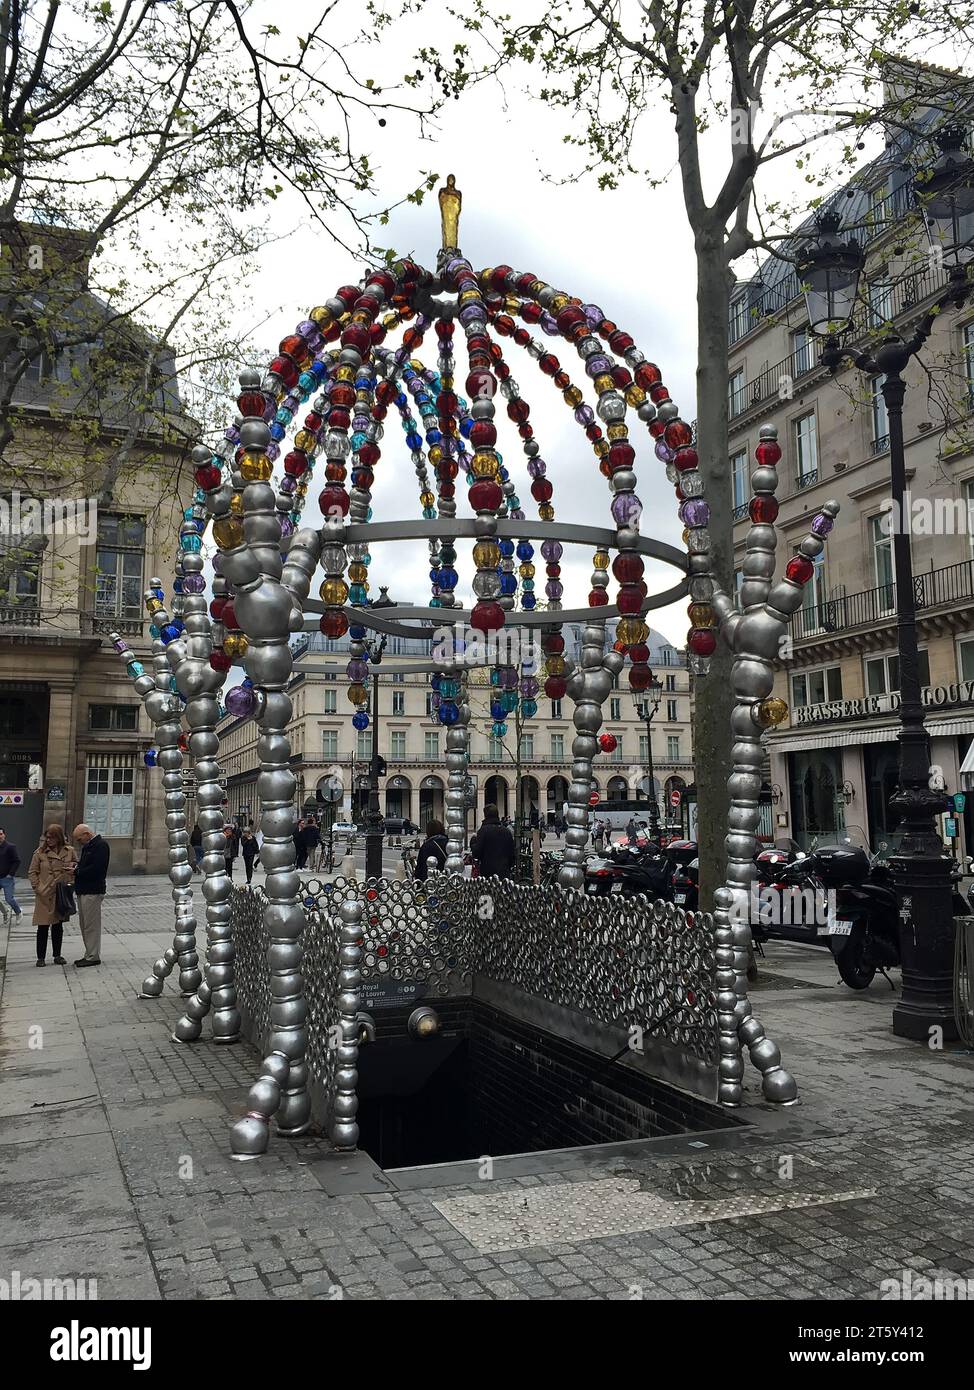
331 821 359 837
381 816 415 835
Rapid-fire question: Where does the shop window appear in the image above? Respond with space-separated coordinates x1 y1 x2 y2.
84 764 134 836
789 748 845 848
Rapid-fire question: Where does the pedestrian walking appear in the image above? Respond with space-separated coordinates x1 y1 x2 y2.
190 822 203 872
470 803 516 879
72 823 109 967
0 826 23 922
414 819 448 881
294 817 307 869
241 828 260 885
29 824 76 966
224 824 240 879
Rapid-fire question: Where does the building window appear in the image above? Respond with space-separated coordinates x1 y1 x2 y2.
322 689 337 714
392 690 405 715
424 731 439 761
731 448 748 518
870 375 889 453
665 673 676 692
550 699 562 719
519 733 534 759
356 730 372 760
730 296 750 343
425 693 434 718
666 699 678 721
321 730 338 758
638 733 649 761
84 764 134 836
610 736 623 763
666 736 681 760
868 278 894 329
964 324 974 410
390 731 406 758
392 671 405 684
870 513 895 612
95 515 145 621
487 736 504 761
865 650 930 696
728 368 746 417
609 697 621 721
791 665 843 707
792 326 813 377
550 733 564 761
89 703 139 732
799 552 827 633
794 412 818 486
959 638 974 682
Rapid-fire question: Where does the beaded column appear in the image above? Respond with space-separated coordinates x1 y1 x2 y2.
558 623 616 889
110 622 202 999
330 896 364 1151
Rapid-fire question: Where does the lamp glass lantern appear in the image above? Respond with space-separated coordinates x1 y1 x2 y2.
797 208 865 337
914 125 974 270
632 675 663 721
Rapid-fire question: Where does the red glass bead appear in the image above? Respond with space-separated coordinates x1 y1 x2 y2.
440 482 456 499
278 335 308 359
598 732 617 753
284 451 308 477
471 601 504 633
330 383 356 408
209 597 226 621
542 634 565 654
521 301 543 323
319 611 349 639
194 465 221 491
599 459 612 479
336 285 359 306
357 442 380 468
608 330 634 354
237 391 266 417
340 324 370 354
318 486 350 518
352 469 374 492
469 420 497 448
612 553 644 582
616 585 644 614
221 601 238 630
755 440 782 467
649 419 665 439
209 651 232 672
469 480 503 511
635 362 662 389
304 412 323 432
494 314 515 337
269 356 298 388
687 628 717 656
489 342 503 363
629 643 650 664
611 366 632 389
435 318 454 337
370 323 386 345
539 354 560 376
629 664 651 692
608 442 635 472
325 463 346 482
544 676 567 700
376 381 396 405
496 361 511 382
664 420 693 449
554 371 571 390
329 409 350 430
546 564 561 578
585 424 602 442
514 328 531 347
402 327 424 350
556 306 585 333
367 269 396 297
490 265 512 291
749 495 779 524
530 478 553 503
588 589 609 607
438 390 459 416
649 384 670 404
438 459 459 481
517 423 533 440
674 447 698 472
516 271 537 293
507 399 530 424
786 555 814 585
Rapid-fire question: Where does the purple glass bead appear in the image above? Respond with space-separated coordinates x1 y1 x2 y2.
112 637 128 653
263 400 276 422
811 513 834 537
212 554 223 576
574 404 595 427
280 516 295 538
527 458 546 479
540 311 558 336
224 424 240 444
266 442 280 462
582 304 604 327
297 320 316 338
346 659 368 681
182 574 206 594
499 667 518 690
545 580 564 600
510 509 525 521
284 393 301 412
520 677 539 697
430 691 441 708
611 492 643 527
280 476 298 496
681 499 711 527
655 440 676 463
540 539 563 561
459 303 486 326
353 414 370 430
225 684 256 718
585 354 613 378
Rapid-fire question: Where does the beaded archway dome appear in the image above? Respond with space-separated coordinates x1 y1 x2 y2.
191 173 716 737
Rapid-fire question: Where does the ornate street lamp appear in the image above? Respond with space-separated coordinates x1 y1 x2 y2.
633 674 663 839
801 129 974 1042
365 586 396 879
796 207 864 345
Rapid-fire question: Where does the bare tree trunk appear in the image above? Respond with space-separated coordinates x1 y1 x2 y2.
694 238 735 911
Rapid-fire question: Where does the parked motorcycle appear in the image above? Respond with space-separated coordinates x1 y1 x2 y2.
585 839 697 901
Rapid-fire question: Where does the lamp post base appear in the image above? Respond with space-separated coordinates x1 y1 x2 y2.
891 846 958 1043
365 830 384 881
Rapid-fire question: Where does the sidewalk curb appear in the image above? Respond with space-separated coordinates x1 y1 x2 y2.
0 911 11 1013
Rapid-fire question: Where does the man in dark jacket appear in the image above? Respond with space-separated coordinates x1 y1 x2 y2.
0 827 22 921
414 820 448 881
470 804 516 879
71 824 110 966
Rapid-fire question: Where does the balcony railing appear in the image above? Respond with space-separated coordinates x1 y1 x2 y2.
795 469 819 491
0 602 41 627
793 559 974 640
729 349 820 421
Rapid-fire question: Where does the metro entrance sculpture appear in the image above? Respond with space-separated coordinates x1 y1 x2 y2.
110 178 838 1158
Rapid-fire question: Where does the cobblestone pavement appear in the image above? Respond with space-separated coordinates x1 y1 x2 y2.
1 875 972 1301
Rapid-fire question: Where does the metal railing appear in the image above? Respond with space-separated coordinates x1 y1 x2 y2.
0 602 41 627
794 558 974 640
795 469 819 491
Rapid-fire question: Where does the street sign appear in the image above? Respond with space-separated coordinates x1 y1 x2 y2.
945 816 958 838
588 792 599 807
953 793 967 813
669 789 682 807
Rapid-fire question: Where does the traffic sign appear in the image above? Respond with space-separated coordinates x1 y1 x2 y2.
953 793 966 813
669 789 682 807
588 792 599 807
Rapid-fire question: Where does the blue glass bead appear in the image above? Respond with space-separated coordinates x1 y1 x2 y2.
351 431 369 450
415 392 430 405
438 701 459 724
269 422 286 441
423 508 437 520
438 567 458 590
143 748 158 767
173 578 184 594
522 593 537 609
349 625 366 639
439 679 460 699
349 583 368 605
275 406 293 425
502 690 518 712
517 541 535 560
148 624 161 639
509 494 521 510
490 670 500 687
194 488 206 504
499 539 515 557
430 595 442 605
522 578 535 591
126 660 145 678
180 534 202 552
522 698 538 717
311 361 328 380
298 372 317 392
395 392 408 408
460 417 473 438
491 721 507 738
352 711 369 731
490 701 505 721
500 573 518 596
406 430 423 450
426 428 442 445
160 623 180 643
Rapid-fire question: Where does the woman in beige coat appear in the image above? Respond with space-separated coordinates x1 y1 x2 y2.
29 823 76 966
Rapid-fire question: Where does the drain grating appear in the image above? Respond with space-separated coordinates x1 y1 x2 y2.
432 1176 876 1252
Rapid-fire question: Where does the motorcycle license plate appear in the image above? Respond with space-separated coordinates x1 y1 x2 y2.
587 883 598 894
610 882 623 893
674 893 687 904
826 918 853 937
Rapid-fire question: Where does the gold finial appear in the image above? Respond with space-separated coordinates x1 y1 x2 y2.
438 174 462 251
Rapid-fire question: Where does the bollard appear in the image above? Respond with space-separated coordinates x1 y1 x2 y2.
341 853 357 880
